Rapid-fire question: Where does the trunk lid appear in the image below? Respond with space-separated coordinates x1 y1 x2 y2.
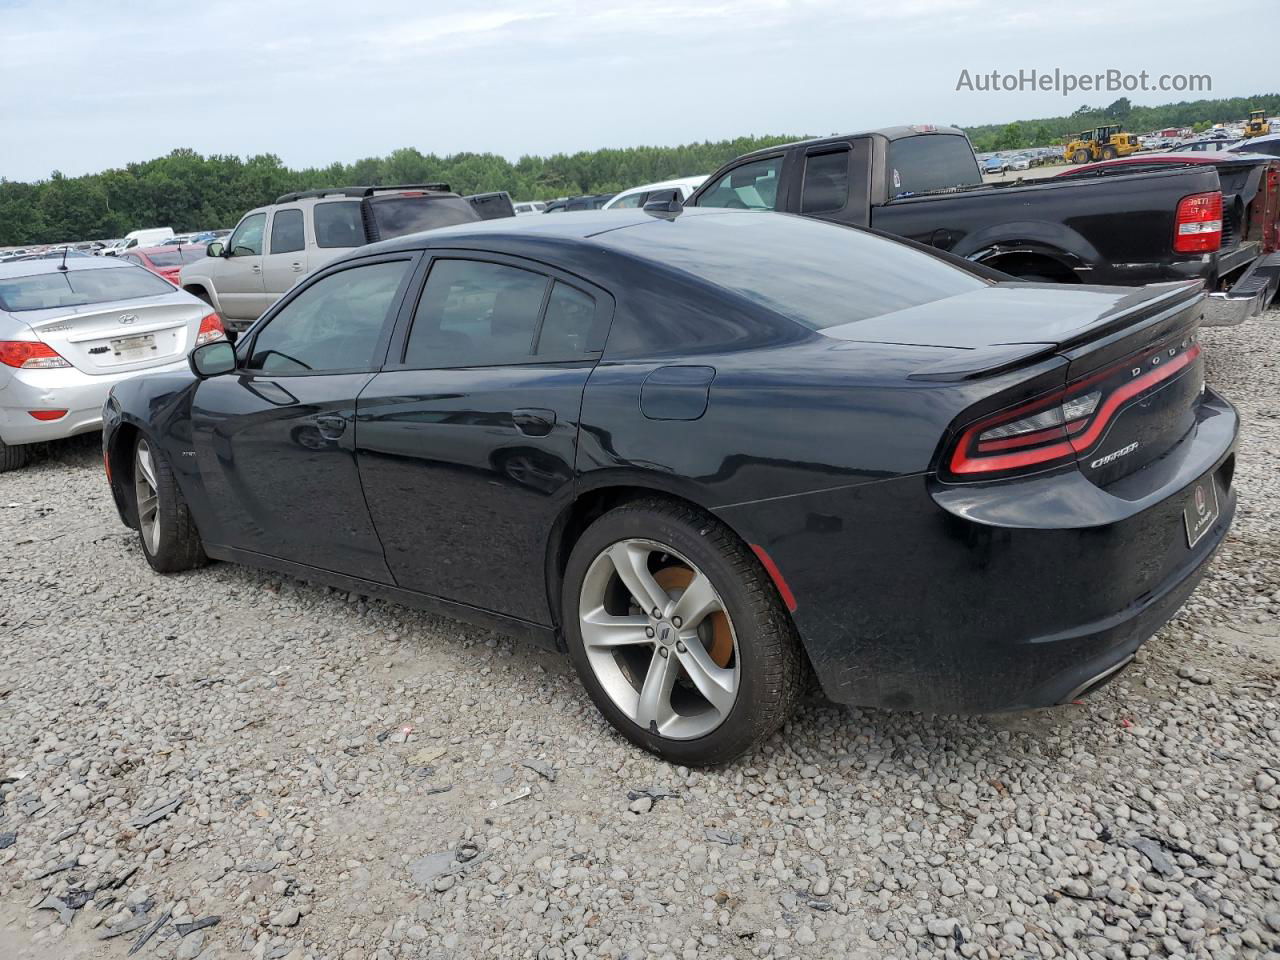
23 299 203 375
822 280 1206 486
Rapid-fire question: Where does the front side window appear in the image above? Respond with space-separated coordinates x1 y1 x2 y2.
404 259 549 368
227 213 266 257
697 156 784 210
801 150 850 214
246 260 409 374
313 201 366 248
269 209 305 254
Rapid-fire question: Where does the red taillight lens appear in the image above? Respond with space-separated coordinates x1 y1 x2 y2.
0 340 71 369
947 341 1202 478
1173 191 1222 253
195 312 225 346
28 409 68 421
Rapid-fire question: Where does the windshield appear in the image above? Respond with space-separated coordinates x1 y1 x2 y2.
0 266 175 311
369 196 480 239
146 248 205 267
887 134 982 196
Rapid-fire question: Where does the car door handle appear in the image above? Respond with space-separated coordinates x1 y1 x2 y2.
314 414 347 438
252 265 262 274
513 408 556 437
291 262 303 272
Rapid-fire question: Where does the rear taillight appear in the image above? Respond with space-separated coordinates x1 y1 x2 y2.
947 340 1202 478
0 341 71 369
28 409 68 421
196 312 226 346
1173 191 1222 253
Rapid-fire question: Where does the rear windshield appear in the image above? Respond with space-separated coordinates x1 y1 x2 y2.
0 266 174 312
369 196 480 239
605 211 988 330
887 134 982 196
147 248 206 267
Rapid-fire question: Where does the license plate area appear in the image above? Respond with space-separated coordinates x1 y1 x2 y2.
1183 472 1220 548
111 333 156 359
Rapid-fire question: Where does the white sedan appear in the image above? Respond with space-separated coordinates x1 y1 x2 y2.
0 258 224 471
602 176 708 210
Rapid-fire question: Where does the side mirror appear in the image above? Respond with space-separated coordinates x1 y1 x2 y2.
205 241 224 258
189 340 236 379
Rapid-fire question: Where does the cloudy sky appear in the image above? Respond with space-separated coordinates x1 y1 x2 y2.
0 0 1271 182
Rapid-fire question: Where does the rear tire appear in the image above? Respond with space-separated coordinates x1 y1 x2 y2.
133 436 207 573
0 438 31 473
1072 149 1090 164
1101 145 1118 160
562 498 803 765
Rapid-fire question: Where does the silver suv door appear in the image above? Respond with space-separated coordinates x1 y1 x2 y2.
261 206 308 310
217 212 268 322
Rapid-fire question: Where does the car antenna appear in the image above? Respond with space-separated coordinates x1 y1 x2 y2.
57 246 69 272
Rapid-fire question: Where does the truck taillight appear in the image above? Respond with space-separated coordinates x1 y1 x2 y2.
1173 191 1222 253
196 312 226 346
0 341 71 369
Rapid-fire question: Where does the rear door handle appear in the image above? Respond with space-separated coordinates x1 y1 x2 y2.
512 408 555 437
314 414 347 438
291 262 303 272
252 265 262 274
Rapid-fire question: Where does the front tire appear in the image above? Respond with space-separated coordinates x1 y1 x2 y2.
563 499 803 765
133 436 207 573
0 438 31 473
1072 149 1090 164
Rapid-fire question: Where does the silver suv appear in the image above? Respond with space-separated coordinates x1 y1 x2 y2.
179 185 512 328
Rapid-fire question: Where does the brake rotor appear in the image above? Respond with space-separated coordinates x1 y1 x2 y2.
653 566 733 668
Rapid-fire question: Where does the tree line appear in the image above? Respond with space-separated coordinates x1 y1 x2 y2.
966 93 1280 152
0 137 799 246
3 92 1277 245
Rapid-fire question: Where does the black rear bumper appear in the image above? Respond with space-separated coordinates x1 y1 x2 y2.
715 389 1238 714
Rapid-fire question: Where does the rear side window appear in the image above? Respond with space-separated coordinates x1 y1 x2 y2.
0 266 175 311
404 259 548 368
697 156 783 210
887 135 982 196
537 282 597 357
270 209 305 254
801 150 850 213
313 201 366 248
368 196 479 239
246 260 409 373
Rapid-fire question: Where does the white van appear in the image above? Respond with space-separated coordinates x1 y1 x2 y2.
111 228 175 256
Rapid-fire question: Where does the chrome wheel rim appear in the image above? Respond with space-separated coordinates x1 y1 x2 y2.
579 538 740 740
134 440 160 555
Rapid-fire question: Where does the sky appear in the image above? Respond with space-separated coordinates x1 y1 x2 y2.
0 0 1272 182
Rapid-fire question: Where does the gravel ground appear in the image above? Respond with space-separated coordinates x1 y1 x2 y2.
1 308 1279 960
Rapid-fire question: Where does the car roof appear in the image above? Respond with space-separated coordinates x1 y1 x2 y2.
0 257 141 280
727 125 969 164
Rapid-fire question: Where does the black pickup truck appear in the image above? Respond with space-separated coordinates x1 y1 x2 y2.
686 126 1268 321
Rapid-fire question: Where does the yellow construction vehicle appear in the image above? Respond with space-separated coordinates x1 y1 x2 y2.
1244 110 1272 138
1063 124 1141 164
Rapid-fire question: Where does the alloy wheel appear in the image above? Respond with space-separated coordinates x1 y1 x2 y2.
578 538 740 740
134 439 161 555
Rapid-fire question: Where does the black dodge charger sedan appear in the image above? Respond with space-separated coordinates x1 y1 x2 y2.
103 207 1237 764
